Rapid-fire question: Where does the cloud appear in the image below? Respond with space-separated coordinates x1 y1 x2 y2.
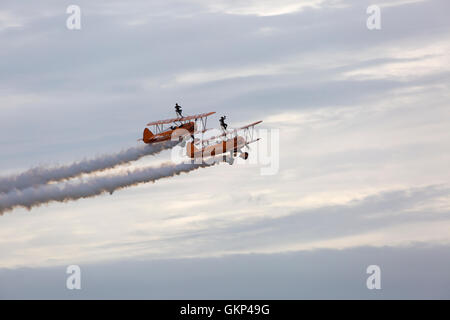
202 0 329 16
0 10 24 31
1 244 450 299
120 185 450 257
379 0 430 8
341 41 450 81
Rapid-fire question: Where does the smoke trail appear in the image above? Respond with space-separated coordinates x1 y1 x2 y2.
0 161 215 215
0 141 177 194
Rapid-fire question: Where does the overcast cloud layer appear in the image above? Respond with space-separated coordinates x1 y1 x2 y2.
0 0 449 298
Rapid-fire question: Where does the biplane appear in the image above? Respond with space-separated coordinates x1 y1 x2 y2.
186 120 263 165
141 111 216 144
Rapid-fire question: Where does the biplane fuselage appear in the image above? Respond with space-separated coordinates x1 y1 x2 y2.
186 136 246 159
142 122 195 144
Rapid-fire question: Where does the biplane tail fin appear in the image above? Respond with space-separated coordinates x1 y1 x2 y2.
186 141 200 158
142 128 154 143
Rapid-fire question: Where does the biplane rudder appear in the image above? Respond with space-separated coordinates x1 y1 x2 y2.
143 128 154 143
186 141 201 158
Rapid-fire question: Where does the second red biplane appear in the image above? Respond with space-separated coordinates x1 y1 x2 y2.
186 120 263 165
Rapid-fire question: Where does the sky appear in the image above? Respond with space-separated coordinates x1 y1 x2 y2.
0 0 449 299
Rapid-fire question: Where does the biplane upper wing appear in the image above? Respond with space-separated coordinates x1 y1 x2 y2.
235 120 263 131
146 112 216 126
223 120 263 135
224 120 263 136
195 131 228 145
245 138 261 145
195 120 263 145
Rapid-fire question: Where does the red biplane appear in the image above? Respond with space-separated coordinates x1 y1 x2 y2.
141 111 215 144
186 120 263 165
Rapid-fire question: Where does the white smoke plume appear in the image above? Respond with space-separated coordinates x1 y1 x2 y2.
0 161 215 215
0 141 177 194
